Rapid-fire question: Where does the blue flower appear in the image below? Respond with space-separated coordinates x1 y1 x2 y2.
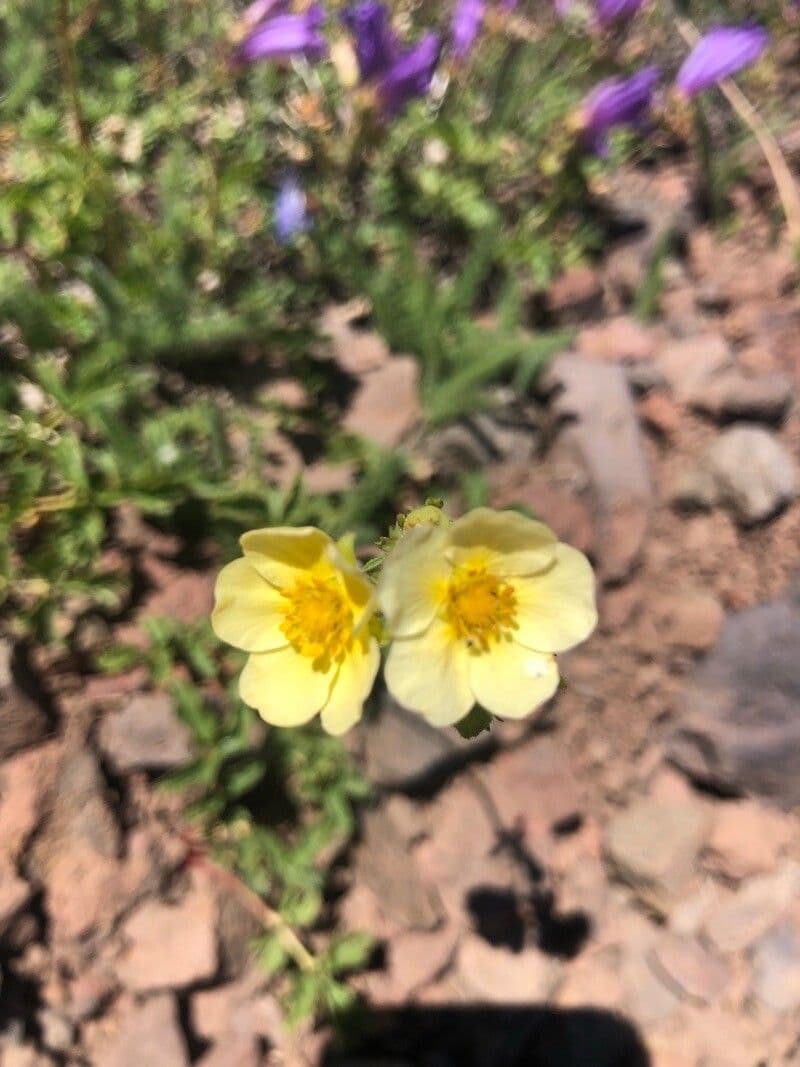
274 174 310 243
236 2 327 64
582 66 660 155
676 24 769 96
378 32 441 117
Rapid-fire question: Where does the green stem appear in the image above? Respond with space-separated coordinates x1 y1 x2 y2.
56 0 89 147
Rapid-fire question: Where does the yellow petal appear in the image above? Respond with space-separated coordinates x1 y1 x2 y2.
467 640 559 719
240 527 332 589
377 524 450 638
384 617 474 726
320 635 380 736
239 646 333 726
447 507 557 577
512 543 597 653
211 558 289 653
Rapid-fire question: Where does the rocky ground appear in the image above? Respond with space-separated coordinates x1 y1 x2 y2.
3 160 800 1066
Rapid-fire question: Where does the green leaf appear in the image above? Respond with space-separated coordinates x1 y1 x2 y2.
454 706 493 739
326 932 374 976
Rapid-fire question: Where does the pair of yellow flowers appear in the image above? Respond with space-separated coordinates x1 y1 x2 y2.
211 507 597 735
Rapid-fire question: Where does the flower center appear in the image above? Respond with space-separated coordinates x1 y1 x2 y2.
445 567 517 651
280 575 353 666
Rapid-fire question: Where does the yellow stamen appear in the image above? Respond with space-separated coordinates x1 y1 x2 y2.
444 566 517 652
280 575 353 666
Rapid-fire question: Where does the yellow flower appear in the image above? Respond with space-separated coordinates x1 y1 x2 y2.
377 507 597 725
212 527 380 735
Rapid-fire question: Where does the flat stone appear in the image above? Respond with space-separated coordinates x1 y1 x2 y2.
576 316 659 363
83 994 188 1067
690 370 793 422
652 591 724 652
114 876 218 991
704 861 800 954
605 798 711 914
190 970 282 1043
0 741 59 867
622 948 682 1028
319 300 391 375
97 691 193 773
648 935 729 1004
704 424 798 525
752 916 800 1013
0 640 50 760
547 356 652 582
366 924 460 1003
670 596 800 808
705 799 794 880
656 333 732 404
547 265 603 321
194 1037 260 1067
455 935 558 1003
343 356 421 448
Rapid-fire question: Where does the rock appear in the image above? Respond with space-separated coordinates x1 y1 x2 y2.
638 391 681 437
302 460 356 494
705 800 794 880
96 691 193 773
690 371 793 422
360 697 483 792
195 1037 260 1067
703 425 798 525
554 947 625 1011
0 640 50 760
319 300 391 375
670 466 719 511
604 798 711 914
455 935 558 1003
622 948 682 1027
343 356 421 448
216 886 266 980
353 806 442 932
669 596 800 808
191 970 282 1043
0 870 32 933
547 356 652 582
704 861 800 954
652 591 725 652
0 1044 55 1067
547 266 604 321
83 994 188 1067
0 741 59 868
36 1008 74 1054
367 924 460 1002
423 408 541 485
479 737 584 846
576 316 659 363
648 936 729 1005
752 917 800 1013
114 875 218 991
656 334 732 405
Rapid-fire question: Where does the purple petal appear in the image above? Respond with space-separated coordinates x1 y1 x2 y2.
451 0 486 61
240 0 290 32
378 32 441 117
237 3 327 64
594 0 647 26
341 1 399 81
583 66 660 155
676 24 769 96
274 174 310 243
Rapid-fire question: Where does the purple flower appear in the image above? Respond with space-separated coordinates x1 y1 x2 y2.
378 32 441 116
341 4 441 116
583 65 660 155
274 174 310 243
240 0 289 32
341 2 398 81
676 24 769 96
236 2 327 64
451 0 486 60
594 0 647 26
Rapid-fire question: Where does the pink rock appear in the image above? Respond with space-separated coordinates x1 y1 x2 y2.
319 301 391 375
365 924 460 1003
114 876 218 992
577 316 659 363
343 356 421 448
652 591 725 653
656 333 732 404
455 935 558 1003
705 799 794 880
190 970 282 1043
83 994 188 1067
547 266 603 321
648 935 729 1005
0 741 60 866
194 1037 260 1067
0 869 31 932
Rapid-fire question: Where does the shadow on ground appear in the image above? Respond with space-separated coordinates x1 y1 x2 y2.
321 1004 650 1067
